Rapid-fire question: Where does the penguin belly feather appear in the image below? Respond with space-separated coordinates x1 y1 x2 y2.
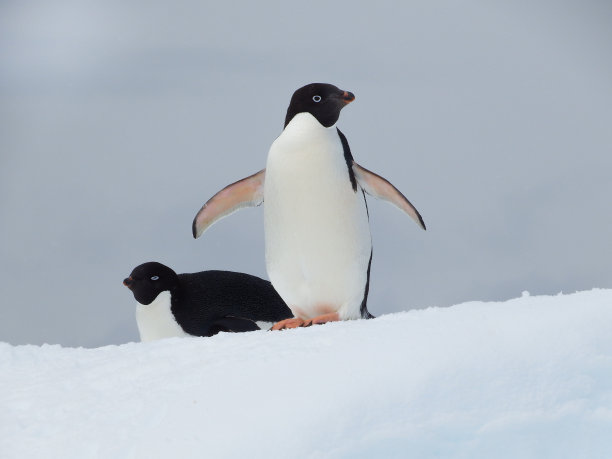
135 291 189 342
264 113 371 320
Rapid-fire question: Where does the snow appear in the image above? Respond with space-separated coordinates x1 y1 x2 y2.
2 289 611 458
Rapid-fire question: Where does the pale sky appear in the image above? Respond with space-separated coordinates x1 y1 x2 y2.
1 0 611 346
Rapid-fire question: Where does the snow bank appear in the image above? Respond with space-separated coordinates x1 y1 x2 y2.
2 290 611 458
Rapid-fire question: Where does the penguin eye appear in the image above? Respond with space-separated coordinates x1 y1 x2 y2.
312 95 322 103
150 276 159 281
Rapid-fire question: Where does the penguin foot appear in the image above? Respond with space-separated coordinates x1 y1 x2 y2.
270 318 306 330
270 312 340 331
302 312 340 327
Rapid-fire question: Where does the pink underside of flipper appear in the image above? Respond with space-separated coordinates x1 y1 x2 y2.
192 169 265 238
352 162 426 230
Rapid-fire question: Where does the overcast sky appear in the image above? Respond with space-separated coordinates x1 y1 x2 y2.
1 1 611 347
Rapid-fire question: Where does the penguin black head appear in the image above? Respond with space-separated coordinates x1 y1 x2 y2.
123 262 179 305
284 83 355 129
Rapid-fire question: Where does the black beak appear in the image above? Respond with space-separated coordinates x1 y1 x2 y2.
340 91 355 104
123 277 134 290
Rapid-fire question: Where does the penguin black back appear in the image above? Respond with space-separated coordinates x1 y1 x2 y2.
173 270 292 336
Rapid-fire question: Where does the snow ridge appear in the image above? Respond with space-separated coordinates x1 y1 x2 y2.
2 289 611 458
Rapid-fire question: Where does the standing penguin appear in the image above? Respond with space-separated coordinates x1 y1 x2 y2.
193 83 425 330
123 262 292 341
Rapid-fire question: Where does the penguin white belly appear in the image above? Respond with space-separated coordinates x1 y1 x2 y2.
264 113 371 320
135 291 189 342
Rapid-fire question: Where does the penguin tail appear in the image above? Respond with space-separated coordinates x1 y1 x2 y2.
359 251 374 320
361 309 375 320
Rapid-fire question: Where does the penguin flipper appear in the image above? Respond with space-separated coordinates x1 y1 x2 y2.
353 163 426 230
192 169 265 238
206 316 261 336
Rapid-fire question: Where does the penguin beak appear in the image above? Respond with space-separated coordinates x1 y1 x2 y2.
340 91 355 105
123 277 134 290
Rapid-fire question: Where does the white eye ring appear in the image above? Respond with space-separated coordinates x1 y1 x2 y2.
151 276 159 281
312 95 321 102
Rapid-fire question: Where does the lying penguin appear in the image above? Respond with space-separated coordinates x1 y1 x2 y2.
123 262 292 342
192 83 426 330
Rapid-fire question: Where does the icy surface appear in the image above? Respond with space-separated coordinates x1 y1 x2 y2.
2 290 611 458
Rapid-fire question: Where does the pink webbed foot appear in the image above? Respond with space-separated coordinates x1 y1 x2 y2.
302 312 340 327
270 312 341 331
270 318 307 331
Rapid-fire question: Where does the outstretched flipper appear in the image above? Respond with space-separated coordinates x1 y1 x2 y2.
192 169 266 238
353 163 426 230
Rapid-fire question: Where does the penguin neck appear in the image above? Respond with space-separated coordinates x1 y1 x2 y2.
269 112 344 171
281 112 336 144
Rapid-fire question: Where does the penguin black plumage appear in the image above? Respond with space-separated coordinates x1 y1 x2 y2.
123 262 292 342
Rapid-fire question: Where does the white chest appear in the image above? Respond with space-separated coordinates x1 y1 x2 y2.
135 291 189 342
263 113 371 319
